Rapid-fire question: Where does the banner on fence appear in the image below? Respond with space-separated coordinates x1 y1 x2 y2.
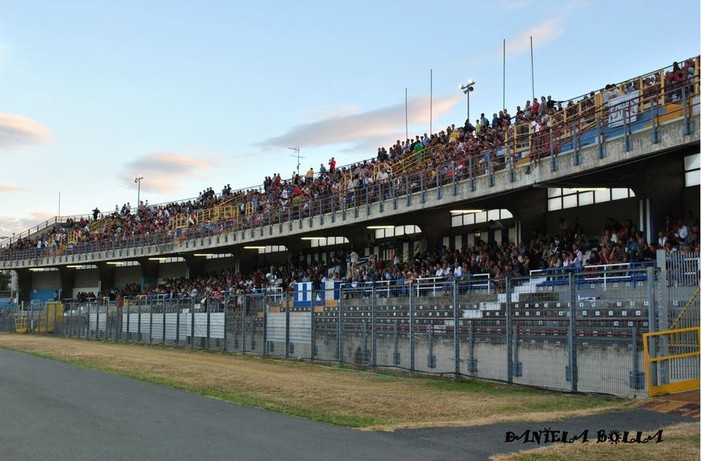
607 91 639 127
293 281 343 307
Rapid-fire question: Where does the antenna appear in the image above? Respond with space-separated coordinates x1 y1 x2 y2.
289 146 304 175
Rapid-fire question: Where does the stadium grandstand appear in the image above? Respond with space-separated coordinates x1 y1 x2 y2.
0 56 699 399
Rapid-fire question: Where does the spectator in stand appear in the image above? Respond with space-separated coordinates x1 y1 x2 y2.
305 167 314 185
491 113 500 129
676 220 689 242
546 95 556 111
480 113 489 129
599 248 615 265
685 225 699 249
531 98 540 118
586 249 599 266
572 244 584 267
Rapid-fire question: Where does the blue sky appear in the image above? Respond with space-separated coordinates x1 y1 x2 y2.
0 0 699 237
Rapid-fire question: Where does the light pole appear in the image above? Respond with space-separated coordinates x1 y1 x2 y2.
134 175 144 210
459 79 476 122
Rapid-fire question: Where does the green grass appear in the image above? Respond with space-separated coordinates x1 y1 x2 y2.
0 339 626 429
7 347 382 427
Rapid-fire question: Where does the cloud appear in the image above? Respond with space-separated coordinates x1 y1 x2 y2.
462 0 588 69
0 211 54 239
120 152 216 194
0 183 26 193
256 94 462 151
0 114 50 149
505 17 565 58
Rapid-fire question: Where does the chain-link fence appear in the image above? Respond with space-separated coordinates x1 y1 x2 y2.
8 266 698 398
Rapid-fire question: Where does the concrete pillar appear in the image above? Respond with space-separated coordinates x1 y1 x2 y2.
183 255 208 279
506 187 549 245
341 227 372 257
59 267 76 301
139 259 160 291
97 263 116 294
283 238 306 267
413 213 452 254
632 157 686 236
16 269 31 308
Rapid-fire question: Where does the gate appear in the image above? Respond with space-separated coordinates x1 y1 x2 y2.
643 326 700 397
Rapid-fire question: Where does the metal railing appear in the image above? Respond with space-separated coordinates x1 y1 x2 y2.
644 326 700 397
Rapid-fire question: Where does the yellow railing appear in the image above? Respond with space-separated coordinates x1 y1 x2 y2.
392 147 427 177
670 287 700 332
643 326 700 397
14 302 63 334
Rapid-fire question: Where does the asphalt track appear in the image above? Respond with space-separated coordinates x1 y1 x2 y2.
0 349 693 461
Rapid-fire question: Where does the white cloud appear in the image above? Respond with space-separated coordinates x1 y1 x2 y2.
120 152 216 194
0 211 54 239
257 94 462 151
506 17 565 58
0 183 26 193
0 114 50 149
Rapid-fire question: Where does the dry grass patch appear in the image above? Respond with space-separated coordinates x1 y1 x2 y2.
491 422 700 461
0 334 630 430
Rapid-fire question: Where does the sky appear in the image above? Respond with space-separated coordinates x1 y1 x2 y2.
0 0 699 238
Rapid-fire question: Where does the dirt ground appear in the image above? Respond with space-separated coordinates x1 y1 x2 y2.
0 334 630 431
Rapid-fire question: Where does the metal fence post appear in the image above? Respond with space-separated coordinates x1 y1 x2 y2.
420 173 425 204
206 304 211 350
241 295 247 353
596 115 605 159
567 272 578 392
126 305 131 342
631 325 644 390
222 302 228 352
362 318 369 365
468 155 476 191
337 289 344 365
393 319 400 366
162 307 166 346
371 283 377 368
409 281 415 373
285 302 290 359
175 306 180 348
90 304 96 339
103 304 109 341
624 103 632 152
683 87 693 135
467 319 477 373
149 303 153 345
453 279 460 378
137 304 142 344
98 304 103 339
646 266 657 386
505 277 513 384
310 300 316 361
190 304 195 349
508 277 522 378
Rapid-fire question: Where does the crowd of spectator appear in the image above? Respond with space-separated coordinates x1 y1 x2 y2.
3 58 697 259
2 59 698 307
58 209 698 307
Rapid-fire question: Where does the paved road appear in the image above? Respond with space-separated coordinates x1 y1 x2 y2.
0 349 692 461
